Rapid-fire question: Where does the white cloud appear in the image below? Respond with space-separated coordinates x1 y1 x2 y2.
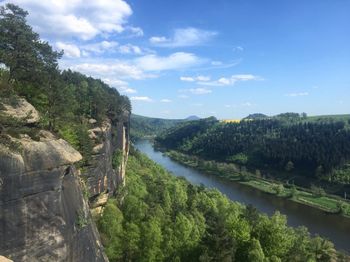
131 96 153 102
197 75 211 81
69 61 149 80
188 88 212 95
178 94 189 99
125 26 144 37
119 87 137 94
242 102 253 107
82 41 119 54
149 36 168 44
102 78 137 94
233 46 244 52
180 75 210 82
56 42 81 58
285 92 309 97
198 74 262 86
8 0 134 40
180 76 195 82
74 41 145 56
149 27 217 47
103 78 128 87
135 52 202 71
119 44 143 55
160 99 172 103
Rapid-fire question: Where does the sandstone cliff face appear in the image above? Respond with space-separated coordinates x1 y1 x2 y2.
86 111 130 216
0 100 130 261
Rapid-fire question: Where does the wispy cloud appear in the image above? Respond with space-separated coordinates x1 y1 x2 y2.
233 46 244 52
57 41 148 58
66 60 153 80
119 87 137 94
180 75 211 82
178 94 189 99
160 99 172 103
131 96 153 102
198 74 262 86
180 88 212 95
135 52 203 71
149 27 217 47
285 92 309 97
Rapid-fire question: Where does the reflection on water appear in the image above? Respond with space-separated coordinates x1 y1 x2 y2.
135 139 350 252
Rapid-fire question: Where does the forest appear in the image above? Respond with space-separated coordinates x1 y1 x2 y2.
98 147 347 262
0 3 131 164
130 114 184 140
156 116 350 189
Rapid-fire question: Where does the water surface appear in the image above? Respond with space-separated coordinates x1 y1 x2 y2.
135 139 350 252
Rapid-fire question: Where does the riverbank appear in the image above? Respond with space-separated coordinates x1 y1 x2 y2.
165 150 350 218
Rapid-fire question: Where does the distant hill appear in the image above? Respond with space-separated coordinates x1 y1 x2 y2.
131 114 185 139
243 113 269 120
185 115 201 121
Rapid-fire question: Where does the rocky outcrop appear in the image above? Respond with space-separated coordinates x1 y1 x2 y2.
0 98 40 124
0 98 130 261
85 111 130 215
0 131 107 261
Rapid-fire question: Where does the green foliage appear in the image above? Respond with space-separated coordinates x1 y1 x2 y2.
228 153 248 165
311 184 326 197
247 238 265 262
0 4 62 86
156 116 350 199
285 161 294 172
112 149 123 169
58 124 79 148
272 183 284 195
98 200 124 261
75 209 88 229
131 114 184 140
98 149 346 261
76 124 93 165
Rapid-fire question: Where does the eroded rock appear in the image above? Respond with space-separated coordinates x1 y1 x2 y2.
1 98 40 124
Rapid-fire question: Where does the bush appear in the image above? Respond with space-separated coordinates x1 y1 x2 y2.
310 184 326 197
228 152 248 165
112 149 123 169
272 184 284 195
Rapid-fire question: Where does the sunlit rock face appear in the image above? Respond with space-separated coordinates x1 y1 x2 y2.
0 132 107 261
0 100 108 262
0 98 40 124
85 111 130 215
0 98 130 261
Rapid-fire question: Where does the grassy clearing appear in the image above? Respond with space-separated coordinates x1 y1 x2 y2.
167 150 350 218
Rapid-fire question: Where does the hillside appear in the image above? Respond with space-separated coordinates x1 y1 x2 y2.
156 115 350 196
130 114 185 139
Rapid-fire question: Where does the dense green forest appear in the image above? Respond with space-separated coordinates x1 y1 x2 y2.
156 116 350 191
131 114 184 140
0 4 130 163
98 148 347 261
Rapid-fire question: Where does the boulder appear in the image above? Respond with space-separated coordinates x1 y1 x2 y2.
1 98 40 124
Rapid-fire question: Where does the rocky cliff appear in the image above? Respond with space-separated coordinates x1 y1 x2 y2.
0 99 129 261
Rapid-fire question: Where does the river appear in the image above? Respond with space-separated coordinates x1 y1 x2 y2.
134 139 350 252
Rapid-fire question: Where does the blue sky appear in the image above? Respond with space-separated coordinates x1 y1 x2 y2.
6 0 350 119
